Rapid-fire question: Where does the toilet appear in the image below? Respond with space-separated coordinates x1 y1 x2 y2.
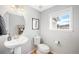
33 36 50 54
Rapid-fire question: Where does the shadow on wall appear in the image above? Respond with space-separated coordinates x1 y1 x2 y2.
0 15 12 54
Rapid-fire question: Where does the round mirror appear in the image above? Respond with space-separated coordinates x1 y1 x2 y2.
4 11 25 37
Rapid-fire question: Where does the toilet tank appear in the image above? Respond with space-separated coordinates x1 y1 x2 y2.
33 36 41 46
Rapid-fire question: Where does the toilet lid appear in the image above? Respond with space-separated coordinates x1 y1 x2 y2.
38 44 49 52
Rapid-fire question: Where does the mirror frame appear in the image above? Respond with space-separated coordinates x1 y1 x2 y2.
32 18 39 30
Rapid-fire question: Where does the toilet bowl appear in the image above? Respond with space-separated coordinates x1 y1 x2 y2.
33 36 50 54
37 44 50 54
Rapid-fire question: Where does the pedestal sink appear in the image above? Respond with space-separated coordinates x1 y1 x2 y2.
4 35 28 54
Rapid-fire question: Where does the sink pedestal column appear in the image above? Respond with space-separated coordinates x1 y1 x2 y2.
14 47 21 54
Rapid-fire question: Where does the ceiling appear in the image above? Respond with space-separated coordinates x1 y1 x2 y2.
30 5 54 12
9 5 55 12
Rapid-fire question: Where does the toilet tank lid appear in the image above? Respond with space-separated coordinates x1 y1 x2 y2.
34 36 41 38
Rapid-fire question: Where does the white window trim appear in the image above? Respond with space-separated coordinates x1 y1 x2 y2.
49 7 73 32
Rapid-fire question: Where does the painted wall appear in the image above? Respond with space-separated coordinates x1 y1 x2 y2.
21 6 40 53
40 5 79 54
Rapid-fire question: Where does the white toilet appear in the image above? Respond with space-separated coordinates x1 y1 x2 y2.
33 36 50 54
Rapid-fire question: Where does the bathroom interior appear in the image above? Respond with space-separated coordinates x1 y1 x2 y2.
0 5 79 54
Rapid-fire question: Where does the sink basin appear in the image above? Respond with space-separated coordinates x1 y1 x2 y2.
4 35 28 54
4 36 28 54
4 36 28 49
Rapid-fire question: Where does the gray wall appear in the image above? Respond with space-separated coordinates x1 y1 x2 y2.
21 6 40 53
0 35 12 54
40 5 79 54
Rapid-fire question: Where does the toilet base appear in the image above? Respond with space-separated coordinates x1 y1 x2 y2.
36 50 49 54
31 48 49 54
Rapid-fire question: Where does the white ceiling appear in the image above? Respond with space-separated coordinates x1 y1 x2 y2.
9 5 55 12
30 5 54 12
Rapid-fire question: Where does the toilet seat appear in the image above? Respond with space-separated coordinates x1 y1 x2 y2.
37 44 50 53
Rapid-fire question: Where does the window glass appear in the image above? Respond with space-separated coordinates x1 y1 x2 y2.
57 13 70 29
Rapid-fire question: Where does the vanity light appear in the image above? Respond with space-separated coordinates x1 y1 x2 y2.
9 5 25 16
10 5 24 13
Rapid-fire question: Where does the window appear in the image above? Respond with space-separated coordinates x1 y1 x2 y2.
57 13 70 29
49 8 73 31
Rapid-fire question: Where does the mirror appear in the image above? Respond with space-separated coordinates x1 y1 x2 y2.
4 12 25 37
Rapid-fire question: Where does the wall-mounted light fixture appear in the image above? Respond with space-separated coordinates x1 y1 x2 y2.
10 5 25 14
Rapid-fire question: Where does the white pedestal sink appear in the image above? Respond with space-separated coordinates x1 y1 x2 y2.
4 35 28 54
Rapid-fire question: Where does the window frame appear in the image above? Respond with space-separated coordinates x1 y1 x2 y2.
49 7 73 31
